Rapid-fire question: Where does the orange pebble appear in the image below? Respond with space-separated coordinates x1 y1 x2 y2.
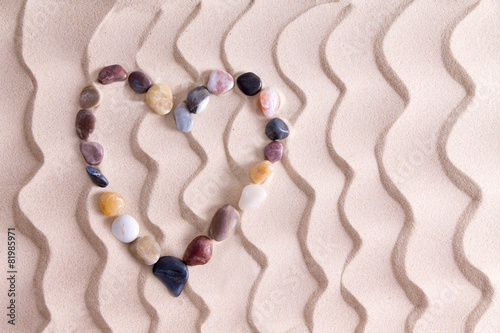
99 192 125 217
250 160 274 184
259 87 280 118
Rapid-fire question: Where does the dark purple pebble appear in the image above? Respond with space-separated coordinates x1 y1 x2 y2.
80 141 104 165
128 71 152 94
75 109 96 140
97 64 127 85
264 141 284 163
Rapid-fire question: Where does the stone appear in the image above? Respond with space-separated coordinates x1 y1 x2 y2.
250 160 274 184
80 141 104 165
206 70 234 95
174 102 195 133
183 236 212 266
111 214 139 243
128 71 152 94
129 236 161 265
264 141 284 163
79 85 101 109
259 87 280 117
75 109 96 140
236 72 262 96
238 184 267 211
146 84 173 115
186 86 210 114
98 192 125 217
209 204 240 241
97 64 127 84
265 118 289 140
152 256 189 297
86 166 109 188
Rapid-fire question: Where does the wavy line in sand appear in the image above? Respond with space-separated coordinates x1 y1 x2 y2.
13 0 52 330
372 1 430 332
271 3 354 330
437 2 494 331
320 5 368 330
77 3 119 331
218 3 272 331
130 7 170 332
170 2 213 329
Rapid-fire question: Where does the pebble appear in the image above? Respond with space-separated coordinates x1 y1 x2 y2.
174 102 195 133
238 184 267 211
146 84 173 115
79 85 101 109
97 64 127 84
265 118 289 140
264 141 284 163
209 204 240 241
75 109 96 140
111 214 139 243
259 88 280 118
128 71 152 94
86 166 109 187
80 141 104 165
183 236 213 266
152 256 189 297
129 236 161 265
206 70 234 95
187 86 210 114
250 160 274 184
99 192 125 217
236 72 262 96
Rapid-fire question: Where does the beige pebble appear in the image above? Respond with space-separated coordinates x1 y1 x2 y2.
129 236 161 265
146 84 173 115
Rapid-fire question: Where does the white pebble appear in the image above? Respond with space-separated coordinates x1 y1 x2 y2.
112 215 140 243
238 184 267 211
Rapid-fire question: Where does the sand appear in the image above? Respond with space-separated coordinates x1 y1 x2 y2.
0 0 499 332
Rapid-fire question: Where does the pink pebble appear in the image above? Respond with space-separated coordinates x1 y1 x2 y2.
259 87 280 118
207 70 234 95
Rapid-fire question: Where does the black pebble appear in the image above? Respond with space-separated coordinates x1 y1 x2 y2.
152 256 189 297
265 118 289 141
236 72 262 96
187 86 210 114
86 166 109 188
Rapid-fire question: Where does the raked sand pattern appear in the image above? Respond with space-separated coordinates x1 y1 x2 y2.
1 0 499 332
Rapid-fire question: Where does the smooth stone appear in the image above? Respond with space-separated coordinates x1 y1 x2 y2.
80 141 104 165
111 214 139 243
146 84 173 115
206 70 234 95
152 256 189 297
128 71 152 94
97 64 127 84
250 160 274 184
174 102 195 133
129 236 161 265
236 72 262 96
99 192 125 217
265 118 289 140
209 204 240 241
238 184 267 211
86 166 109 187
79 85 101 109
264 141 284 163
259 87 280 117
75 109 96 140
186 86 210 114
183 236 212 266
